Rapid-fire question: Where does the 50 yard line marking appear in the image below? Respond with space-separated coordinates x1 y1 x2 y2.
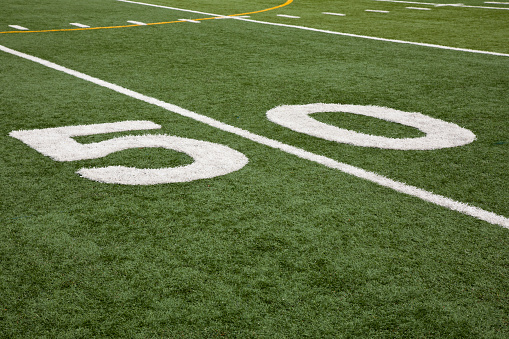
1 44 508 229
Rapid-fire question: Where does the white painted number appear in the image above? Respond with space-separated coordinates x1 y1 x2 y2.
266 103 476 150
10 104 475 185
9 121 248 185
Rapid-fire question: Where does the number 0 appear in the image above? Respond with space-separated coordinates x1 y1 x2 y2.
266 104 476 150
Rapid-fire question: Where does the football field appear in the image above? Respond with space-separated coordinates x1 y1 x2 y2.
1 0 508 337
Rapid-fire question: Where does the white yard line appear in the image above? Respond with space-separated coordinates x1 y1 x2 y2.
277 14 301 18
365 9 391 12
70 23 90 28
116 0 509 56
1 44 508 229
127 20 147 25
8 25 29 30
234 17 509 57
406 7 432 10
117 0 249 21
374 0 509 10
215 16 250 19
178 19 201 23
322 12 346 16
117 0 222 16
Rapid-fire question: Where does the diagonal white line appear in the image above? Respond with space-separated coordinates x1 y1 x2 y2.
1 44 508 228
8 25 29 30
231 17 509 57
117 0 509 57
127 20 147 25
178 19 201 23
117 0 222 16
374 0 509 10
70 23 91 28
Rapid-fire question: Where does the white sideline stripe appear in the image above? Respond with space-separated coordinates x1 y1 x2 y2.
277 14 301 18
485 2 509 4
9 25 29 30
116 0 509 57
127 20 147 25
365 9 391 13
323 12 346 16
406 7 432 10
70 23 90 28
374 0 509 10
1 44 508 229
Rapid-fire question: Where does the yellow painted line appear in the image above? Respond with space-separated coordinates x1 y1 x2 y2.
0 0 293 34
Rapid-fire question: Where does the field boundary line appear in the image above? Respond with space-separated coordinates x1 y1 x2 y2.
119 0 509 56
1 44 508 229
2 0 507 57
232 17 509 57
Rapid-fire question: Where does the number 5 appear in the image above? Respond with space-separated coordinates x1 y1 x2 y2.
9 121 248 185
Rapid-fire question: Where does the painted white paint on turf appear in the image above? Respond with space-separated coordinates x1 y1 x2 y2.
116 0 509 57
323 12 346 16
117 0 222 17
70 23 90 28
10 121 248 185
277 14 301 18
178 19 200 23
266 104 475 150
77 135 248 184
433 3 466 6
215 16 250 19
9 25 29 30
10 121 161 161
1 44 508 228
230 17 509 57
365 9 390 13
376 0 459 5
118 0 252 21
406 7 432 10
127 21 147 25
374 0 509 10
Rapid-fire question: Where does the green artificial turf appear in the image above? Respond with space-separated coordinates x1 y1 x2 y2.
1 0 508 337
